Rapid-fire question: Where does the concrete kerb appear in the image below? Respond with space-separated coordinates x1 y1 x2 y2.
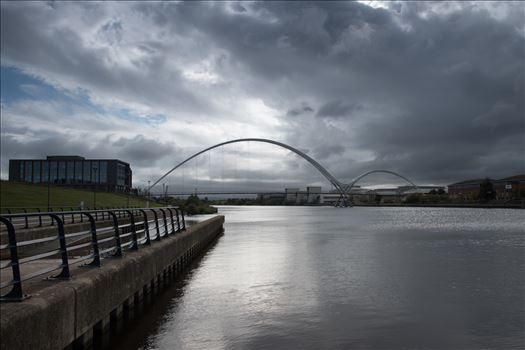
0 215 224 350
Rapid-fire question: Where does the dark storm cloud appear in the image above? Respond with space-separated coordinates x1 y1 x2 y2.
316 100 362 119
312 144 346 159
1 1 524 186
287 104 314 117
112 135 177 166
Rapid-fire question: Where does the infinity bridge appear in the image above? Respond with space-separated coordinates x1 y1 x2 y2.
149 138 418 206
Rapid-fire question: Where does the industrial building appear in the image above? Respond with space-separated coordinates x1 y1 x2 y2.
448 175 525 200
9 155 132 192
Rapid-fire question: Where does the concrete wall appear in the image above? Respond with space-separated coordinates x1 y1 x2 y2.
0 215 224 350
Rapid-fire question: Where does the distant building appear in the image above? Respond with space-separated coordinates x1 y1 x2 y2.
492 175 525 199
398 185 446 195
306 186 321 204
257 193 285 201
447 179 487 199
285 188 300 203
296 191 308 204
320 193 341 205
448 175 525 200
9 155 132 192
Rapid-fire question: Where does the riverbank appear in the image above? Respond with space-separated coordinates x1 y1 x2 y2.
353 202 525 209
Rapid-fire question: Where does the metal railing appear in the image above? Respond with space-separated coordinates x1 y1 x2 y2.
0 206 143 230
0 207 186 302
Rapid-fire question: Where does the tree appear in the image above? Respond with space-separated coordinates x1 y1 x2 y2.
479 178 495 201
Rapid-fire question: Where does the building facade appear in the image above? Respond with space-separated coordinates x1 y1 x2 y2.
285 188 300 203
448 175 525 200
306 186 322 204
9 156 132 192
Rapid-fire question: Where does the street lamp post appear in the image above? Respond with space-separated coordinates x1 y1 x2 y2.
93 167 98 208
47 164 51 211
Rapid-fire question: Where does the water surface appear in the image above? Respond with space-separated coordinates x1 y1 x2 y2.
117 206 525 349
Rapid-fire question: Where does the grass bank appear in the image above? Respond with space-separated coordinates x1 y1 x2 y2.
0 181 156 210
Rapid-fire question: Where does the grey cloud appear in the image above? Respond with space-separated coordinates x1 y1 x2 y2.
316 100 362 119
313 144 345 159
286 104 314 117
0 132 177 179
112 135 176 166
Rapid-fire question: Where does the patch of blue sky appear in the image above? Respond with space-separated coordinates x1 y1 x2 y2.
111 108 167 125
1 66 49 103
0 65 166 125
1 66 103 113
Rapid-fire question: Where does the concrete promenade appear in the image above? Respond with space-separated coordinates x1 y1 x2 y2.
0 215 224 350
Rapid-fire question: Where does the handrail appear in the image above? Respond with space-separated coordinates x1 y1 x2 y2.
0 207 188 302
0 206 179 230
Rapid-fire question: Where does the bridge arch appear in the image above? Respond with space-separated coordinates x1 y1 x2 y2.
149 138 345 193
345 169 418 192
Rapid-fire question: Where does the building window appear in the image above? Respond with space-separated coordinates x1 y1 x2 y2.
19 161 24 181
58 161 66 184
50 161 58 183
24 161 32 182
91 161 100 184
83 161 91 184
99 161 107 184
67 161 75 184
117 163 126 186
34 161 41 183
75 161 83 183
43 161 49 182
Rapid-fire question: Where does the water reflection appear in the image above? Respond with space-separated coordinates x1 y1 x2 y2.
116 206 524 350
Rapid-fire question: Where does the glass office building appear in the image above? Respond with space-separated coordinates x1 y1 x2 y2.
9 156 132 192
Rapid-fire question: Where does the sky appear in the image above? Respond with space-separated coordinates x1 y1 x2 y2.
1 1 524 193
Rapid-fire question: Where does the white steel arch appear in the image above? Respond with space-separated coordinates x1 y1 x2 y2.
345 169 418 192
149 139 418 207
149 138 345 194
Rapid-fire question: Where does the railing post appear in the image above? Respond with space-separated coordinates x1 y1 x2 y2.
70 207 75 224
37 208 43 227
125 210 138 250
166 208 176 234
107 211 122 257
159 208 169 237
60 207 65 223
81 213 101 267
0 217 30 302
149 209 161 241
23 209 28 229
48 214 71 278
174 208 181 232
49 207 54 226
181 209 186 230
139 209 151 245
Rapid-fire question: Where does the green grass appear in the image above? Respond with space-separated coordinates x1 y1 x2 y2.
0 181 158 210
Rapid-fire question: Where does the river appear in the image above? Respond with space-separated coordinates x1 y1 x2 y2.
114 206 524 349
